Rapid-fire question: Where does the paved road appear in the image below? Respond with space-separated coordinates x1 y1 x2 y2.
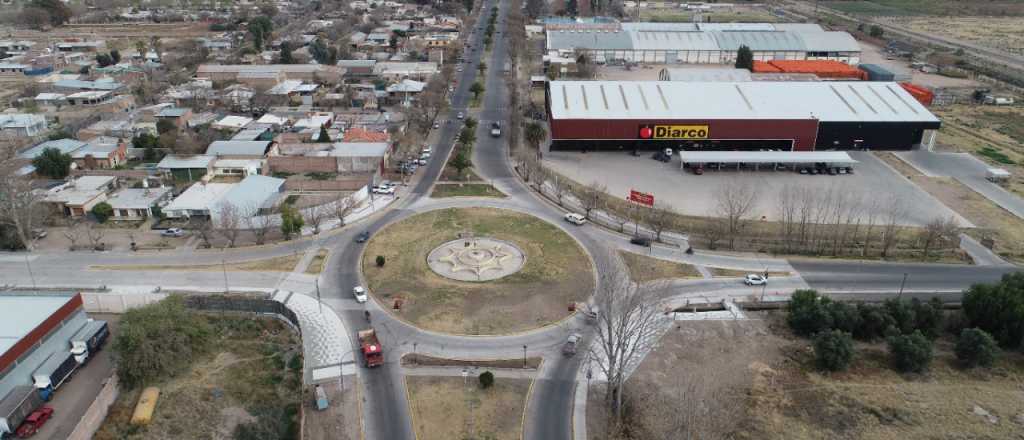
791 259 1016 294
897 150 1024 220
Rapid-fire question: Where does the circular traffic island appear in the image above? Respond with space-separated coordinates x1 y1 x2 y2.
362 207 594 335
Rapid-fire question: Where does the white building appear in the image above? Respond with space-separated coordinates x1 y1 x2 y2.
0 114 47 137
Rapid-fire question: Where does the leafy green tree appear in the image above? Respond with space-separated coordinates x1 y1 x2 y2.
478 61 487 75
91 202 113 223
813 330 855 372
470 81 485 100
869 25 884 38
887 330 933 373
156 118 177 134
112 296 214 388
31 147 73 179
376 255 386 267
389 34 398 49
249 16 274 50
955 328 998 368
827 301 862 335
318 126 331 142
884 298 917 335
464 117 478 131
566 0 578 16
280 204 304 239
47 130 71 140
735 45 754 71
787 290 833 337
133 133 159 149
524 122 546 150
962 272 1024 348
278 41 295 64
30 0 72 26
110 49 121 64
96 53 114 67
450 150 472 179
478 371 495 389
912 297 945 338
143 146 159 161
458 126 476 148
855 303 896 341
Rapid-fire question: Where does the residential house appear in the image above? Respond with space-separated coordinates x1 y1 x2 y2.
386 79 425 106
105 185 173 220
18 138 88 160
230 126 273 141
337 60 377 78
77 118 133 141
53 79 124 93
210 175 285 221
157 154 215 181
212 158 263 178
33 93 67 110
162 182 235 219
330 142 391 175
205 140 272 158
70 136 127 169
56 41 104 52
268 141 389 176
155 107 193 130
0 114 47 137
43 175 118 217
373 62 439 81
0 63 28 76
211 115 253 132
342 127 389 143
195 64 345 84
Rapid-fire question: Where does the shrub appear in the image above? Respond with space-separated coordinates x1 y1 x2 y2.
869 24 884 38
887 330 933 373
883 298 916 335
827 301 862 334
911 297 944 338
955 328 998 368
962 272 1024 348
813 330 855 372
112 296 214 388
787 290 833 336
375 255 386 267
855 303 896 341
92 202 113 223
478 371 495 389
31 147 73 179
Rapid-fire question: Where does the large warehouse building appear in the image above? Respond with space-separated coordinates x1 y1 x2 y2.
545 80 941 151
546 22 861 65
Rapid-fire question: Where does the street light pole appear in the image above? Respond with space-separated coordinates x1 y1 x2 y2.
24 253 36 290
522 345 527 369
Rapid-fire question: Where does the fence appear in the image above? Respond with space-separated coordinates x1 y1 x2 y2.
184 295 301 333
70 169 155 179
66 375 119 440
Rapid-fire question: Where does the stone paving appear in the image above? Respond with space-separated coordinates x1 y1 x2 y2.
275 290 355 383
426 237 526 282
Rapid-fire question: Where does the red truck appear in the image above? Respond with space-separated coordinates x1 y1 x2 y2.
16 407 53 438
358 329 384 368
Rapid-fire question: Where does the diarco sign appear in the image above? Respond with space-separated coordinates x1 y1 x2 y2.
629 189 654 207
638 124 709 140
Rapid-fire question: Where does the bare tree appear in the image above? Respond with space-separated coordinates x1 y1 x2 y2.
578 181 608 220
215 202 243 247
85 223 105 251
776 184 799 253
63 219 83 250
304 203 327 235
245 211 274 246
861 197 882 257
714 181 758 250
920 216 959 259
190 217 214 248
589 252 670 422
332 194 357 227
646 202 676 242
880 193 906 258
0 144 44 251
698 217 727 250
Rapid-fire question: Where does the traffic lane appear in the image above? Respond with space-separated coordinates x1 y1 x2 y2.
792 259 1018 292
524 356 581 440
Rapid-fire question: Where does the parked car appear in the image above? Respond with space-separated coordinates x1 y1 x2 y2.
693 166 704 175
562 333 581 356
433 122 440 129
744 274 767 286
651 151 670 162
16 407 53 438
372 186 395 195
420 152 431 160
422 145 432 154
352 286 368 303
417 158 428 165
356 231 370 243
31 228 47 239
630 236 651 247
161 228 185 237
456 65 464 72
564 213 586 225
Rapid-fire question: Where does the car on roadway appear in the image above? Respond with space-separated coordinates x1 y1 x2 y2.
372 185 395 195
352 286 368 303
456 65 464 72
562 333 582 356
433 122 440 129
356 231 370 243
744 274 767 286
630 236 651 247
161 228 185 237
564 213 586 225
457 111 464 120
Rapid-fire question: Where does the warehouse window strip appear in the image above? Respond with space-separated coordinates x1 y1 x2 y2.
733 85 754 111
580 84 589 110
828 85 858 115
618 84 629 110
637 84 650 111
599 85 609 110
885 84 920 115
655 85 669 110
847 85 878 114
867 85 898 114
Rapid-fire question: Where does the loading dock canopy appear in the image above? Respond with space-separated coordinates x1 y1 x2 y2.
678 151 858 165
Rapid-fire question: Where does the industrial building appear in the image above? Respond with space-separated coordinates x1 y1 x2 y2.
545 80 941 151
545 22 861 65
0 293 89 435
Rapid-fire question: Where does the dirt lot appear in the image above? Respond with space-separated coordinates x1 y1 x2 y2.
363 208 593 334
402 353 543 369
823 0 1024 16
618 250 701 282
305 249 330 275
640 5 779 22
303 380 361 440
92 253 304 272
407 376 530 440
856 40 980 89
94 317 302 440
888 16 1024 57
933 105 1024 197
590 312 1024 439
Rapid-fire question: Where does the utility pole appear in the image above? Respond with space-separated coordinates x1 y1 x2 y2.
25 253 36 291
522 344 527 369
221 256 229 294
897 272 908 299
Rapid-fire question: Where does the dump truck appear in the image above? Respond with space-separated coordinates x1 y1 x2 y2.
358 328 384 368
32 351 78 399
0 386 44 436
70 320 109 365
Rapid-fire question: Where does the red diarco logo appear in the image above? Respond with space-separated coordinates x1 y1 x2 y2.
638 125 653 139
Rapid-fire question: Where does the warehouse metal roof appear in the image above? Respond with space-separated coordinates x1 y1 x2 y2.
659 67 752 82
632 31 720 51
678 151 858 164
800 32 861 52
711 31 806 51
547 81 941 123
0 295 76 356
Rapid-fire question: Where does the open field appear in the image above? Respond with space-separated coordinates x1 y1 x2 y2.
889 17 1024 57
618 250 701 282
362 208 593 334
933 105 1024 198
93 253 303 272
94 317 302 440
431 183 506 198
822 0 1024 16
407 376 530 440
640 7 779 23
590 312 1024 440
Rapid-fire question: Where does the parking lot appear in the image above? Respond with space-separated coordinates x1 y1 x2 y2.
543 150 970 227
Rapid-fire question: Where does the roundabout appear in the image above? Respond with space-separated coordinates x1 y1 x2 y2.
361 207 594 335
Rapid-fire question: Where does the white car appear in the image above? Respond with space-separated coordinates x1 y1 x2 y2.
161 228 185 237
420 152 431 160
422 145 432 154
744 274 767 286
457 111 464 120
352 286 367 303
456 65 464 72
564 213 586 225
373 186 395 195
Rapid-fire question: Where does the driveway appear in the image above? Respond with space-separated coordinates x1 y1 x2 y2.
897 149 1024 219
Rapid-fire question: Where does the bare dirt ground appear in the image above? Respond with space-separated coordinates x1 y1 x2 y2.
857 40 980 88
407 376 530 440
1 22 214 42
303 379 361 440
886 16 1024 57
362 207 593 335
590 312 1024 440
618 250 702 282
92 253 304 272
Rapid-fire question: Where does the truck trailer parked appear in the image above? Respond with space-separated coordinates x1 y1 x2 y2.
70 320 109 364
0 386 44 436
32 351 78 399
358 329 384 368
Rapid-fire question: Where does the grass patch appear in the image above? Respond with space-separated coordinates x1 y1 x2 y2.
978 146 1017 165
363 208 593 334
407 376 531 440
618 250 701 282
431 183 506 198
94 316 302 440
402 353 543 369
709 267 791 278
305 249 329 274
93 253 304 272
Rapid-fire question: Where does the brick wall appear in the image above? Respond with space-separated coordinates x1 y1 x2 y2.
268 156 338 174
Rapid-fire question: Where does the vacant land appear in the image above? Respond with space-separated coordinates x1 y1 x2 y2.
431 183 506 198
94 317 302 440
640 7 778 23
618 251 701 282
363 208 593 334
889 17 1024 56
933 105 1024 198
823 0 1024 16
590 312 1024 440
407 376 530 440
93 253 303 272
